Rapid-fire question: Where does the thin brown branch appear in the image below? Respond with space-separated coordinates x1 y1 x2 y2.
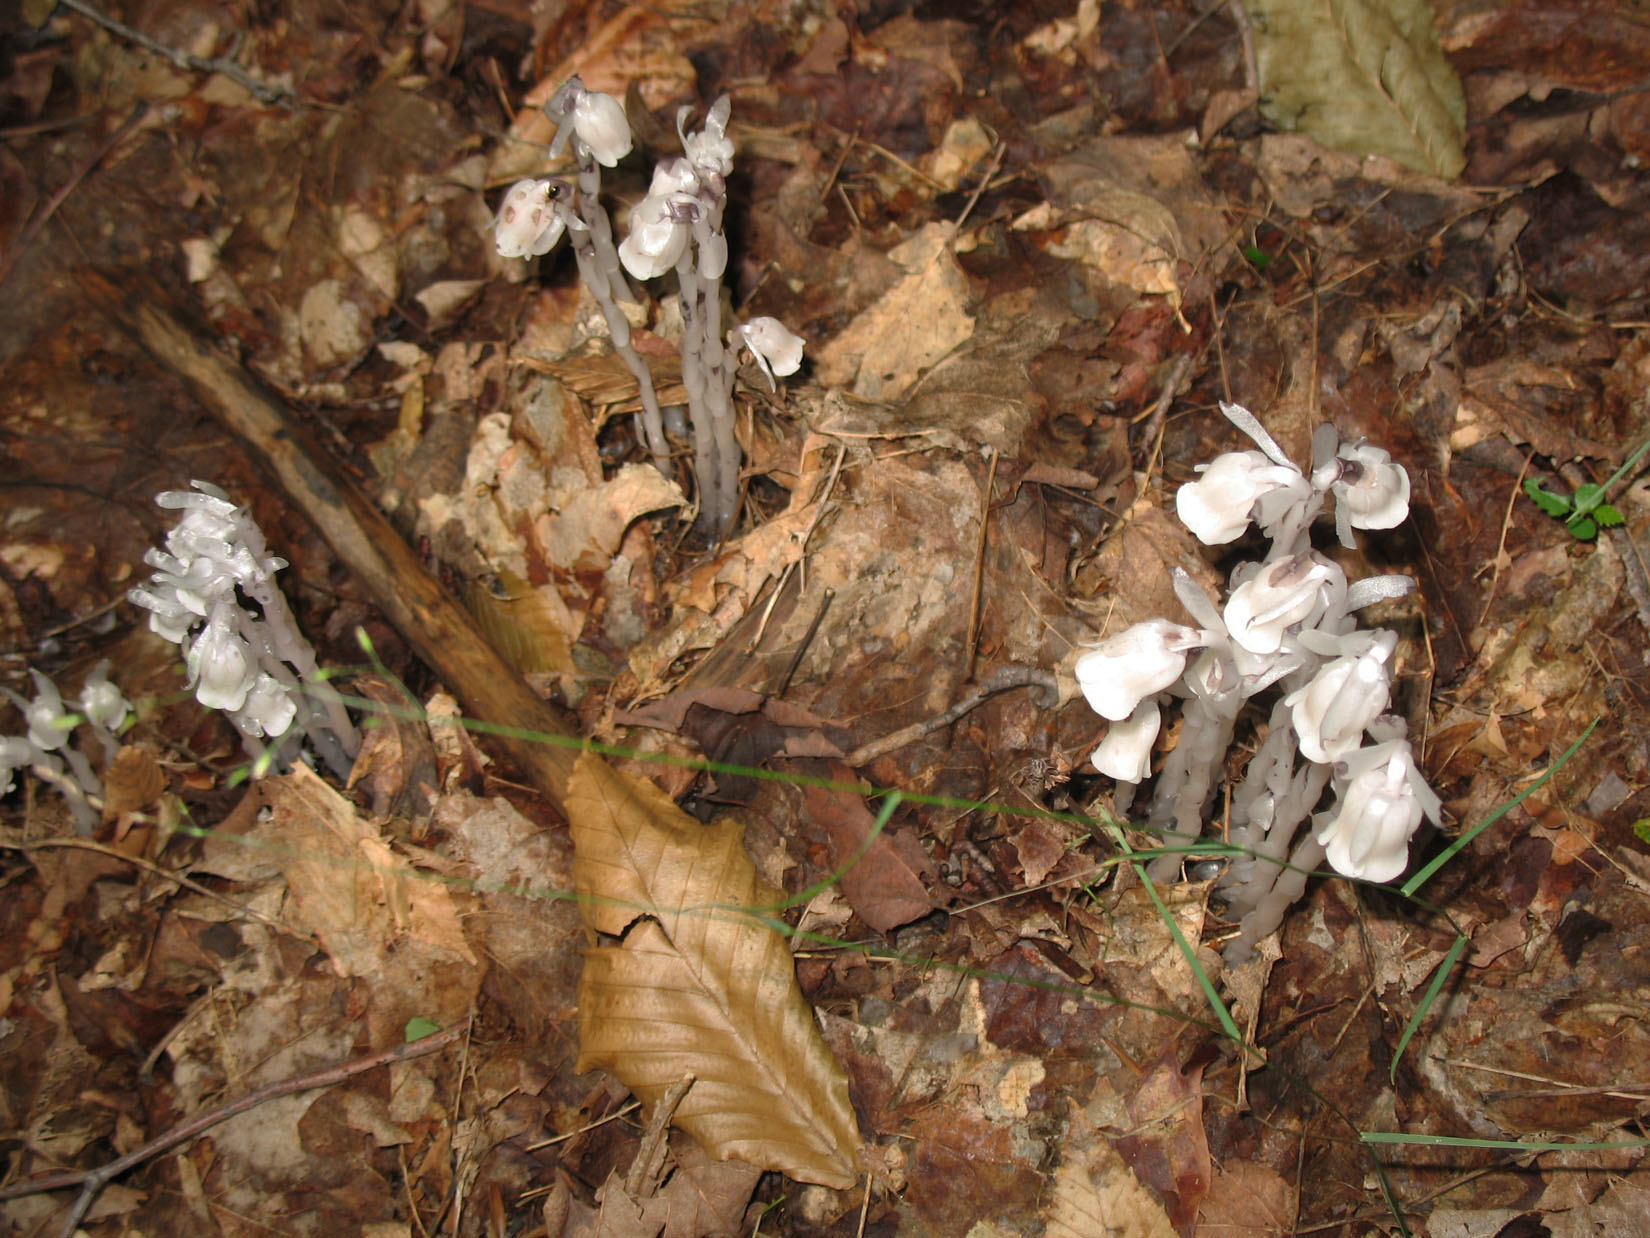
0 835 314 945
845 666 1059 767
0 1020 469 1238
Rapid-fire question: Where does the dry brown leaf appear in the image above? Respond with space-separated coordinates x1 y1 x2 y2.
100 743 165 824
801 776 933 933
815 222 975 401
1195 1159 1298 1236
465 568 579 678
266 764 476 970
568 752 862 1188
541 463 685 573
1046 1100 1178 1238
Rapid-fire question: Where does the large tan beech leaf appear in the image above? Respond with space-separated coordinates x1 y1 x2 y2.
567 751 862 1189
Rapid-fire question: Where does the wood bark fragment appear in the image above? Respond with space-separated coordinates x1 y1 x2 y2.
84 271 582 812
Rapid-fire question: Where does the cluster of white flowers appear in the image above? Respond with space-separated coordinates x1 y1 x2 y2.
492 78 805 536
2 663 131 834
1074 402 1439 959
128 481 359 777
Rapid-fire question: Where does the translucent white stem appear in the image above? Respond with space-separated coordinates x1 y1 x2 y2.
570 159 670 471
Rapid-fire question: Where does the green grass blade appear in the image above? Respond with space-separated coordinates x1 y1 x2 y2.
1389 933 1466 1083
1401 718 1598 897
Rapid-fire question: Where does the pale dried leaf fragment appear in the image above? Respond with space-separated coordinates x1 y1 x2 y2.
569 752 861 1188
267 764 478 973
1247 0 1466 178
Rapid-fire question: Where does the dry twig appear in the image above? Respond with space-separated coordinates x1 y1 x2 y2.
0 1020 469 1238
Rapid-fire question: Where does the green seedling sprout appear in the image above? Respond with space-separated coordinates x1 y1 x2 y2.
1523 432 1650 540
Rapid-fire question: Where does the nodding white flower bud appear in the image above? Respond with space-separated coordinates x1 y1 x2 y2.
1316 739 1439 881
1285 631 1396 763
238 673 298 739
1224 552 1342 655
494 179 567 259
1177 451 1310 545
680 95 734 179
1075 619 1204 721
618 192 694 280
1091 701 1161 782
0 735 31 795
1329 440 1410 531
78 663 130 733
22 671 71 751
735 317 805 389
187 605 257 712
571 90 632 167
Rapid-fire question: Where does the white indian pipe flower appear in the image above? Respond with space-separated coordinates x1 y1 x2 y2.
1223 552 1343 655
22 671 73 751
1285 631 1396 763
618 190 695 281
1091 701 1161 782
1177 451 1310 545
1316 738 1439 882
681 95 734 179
570 89 632 167
545 77 633 168
0 735 31 796
78 663 130 734
1075 619 1204 721
735 317 805 389
648 155 701 198
128 584 197 642
1330 441 1410 530
494 179 567 259
187 605 257 712
238 673 298 739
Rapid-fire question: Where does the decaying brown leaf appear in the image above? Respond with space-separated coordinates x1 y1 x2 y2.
568 752 862 1188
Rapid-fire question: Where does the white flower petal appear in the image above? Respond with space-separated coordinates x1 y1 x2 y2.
1285 632 1395 763
571 90 632 167
187 606 257 712
737 316 805 389
618 194 692 280
1176 451 1309 545
1332 441 1411 530
1223 553 1342 655
1317 740 1434 881
1075 619 1202 721
1092 702 1161 782
494 179 566 259
236 673 298 739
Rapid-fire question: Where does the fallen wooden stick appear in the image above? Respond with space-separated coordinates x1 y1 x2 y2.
84 271 581 811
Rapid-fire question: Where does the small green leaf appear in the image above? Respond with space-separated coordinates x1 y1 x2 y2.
1633 818 1650 845
1571 482 1607 514
1567 515 1600 540
1595 503 1625 529
1523 479 1572 518
405 1016 441 1042
1242 245 1272 268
